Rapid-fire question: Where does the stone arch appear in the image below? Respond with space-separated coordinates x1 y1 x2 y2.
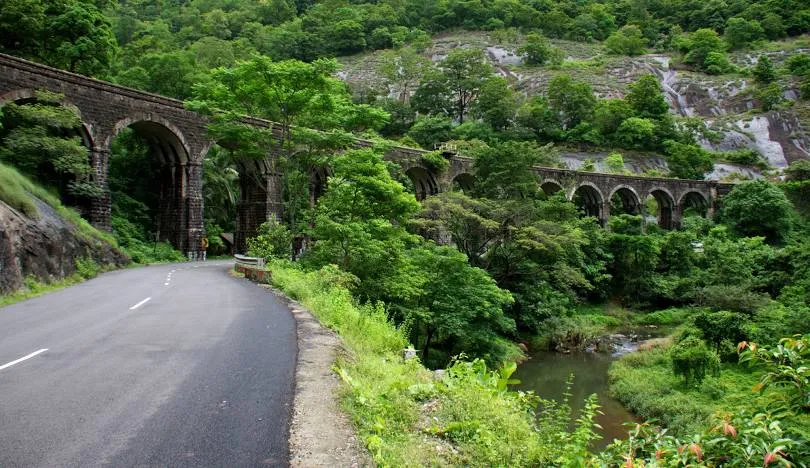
609 185 642 215
406 167 439 201
104 113 191 164
570 182 605 219
451 173 475 193
678 190 710 217
0 88 95 148
310 165 331 202
646 187 677 229
540 179 564 195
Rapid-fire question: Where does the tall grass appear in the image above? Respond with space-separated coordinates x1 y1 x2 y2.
267 260 600 466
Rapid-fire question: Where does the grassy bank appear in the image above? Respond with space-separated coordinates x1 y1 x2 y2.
267 260 601 466
0 163 117 246
609 340 810 446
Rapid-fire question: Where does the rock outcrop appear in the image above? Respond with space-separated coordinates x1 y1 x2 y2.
0 198 128 294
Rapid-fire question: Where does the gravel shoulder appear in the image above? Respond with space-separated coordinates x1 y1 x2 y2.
261 285 371 467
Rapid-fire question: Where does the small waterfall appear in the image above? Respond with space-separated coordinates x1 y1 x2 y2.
640 61 691 117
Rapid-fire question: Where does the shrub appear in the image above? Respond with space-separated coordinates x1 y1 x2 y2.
696 284 770 314
74 257 100 280
246 219 293 260
670 336 720 386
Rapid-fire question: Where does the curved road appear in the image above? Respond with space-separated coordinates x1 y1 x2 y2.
0 261 297 467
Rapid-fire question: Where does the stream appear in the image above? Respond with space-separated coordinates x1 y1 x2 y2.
513 331 661 449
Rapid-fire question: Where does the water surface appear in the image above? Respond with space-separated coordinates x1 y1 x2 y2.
513 350 639 449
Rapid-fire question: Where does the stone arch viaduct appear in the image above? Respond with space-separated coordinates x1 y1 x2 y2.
0 53 734 254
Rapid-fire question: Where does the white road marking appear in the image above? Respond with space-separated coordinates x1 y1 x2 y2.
0 349 49 371
164 283 169 286
129 297 152 310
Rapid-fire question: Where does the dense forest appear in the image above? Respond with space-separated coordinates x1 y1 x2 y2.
2 0 810 464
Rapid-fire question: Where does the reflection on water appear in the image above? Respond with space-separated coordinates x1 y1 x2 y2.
513 350 639 450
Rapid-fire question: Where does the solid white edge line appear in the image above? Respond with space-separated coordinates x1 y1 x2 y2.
0 349 49 371
129 297 152 310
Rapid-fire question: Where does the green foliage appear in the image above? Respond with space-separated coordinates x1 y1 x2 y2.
604 152 626 174
547 74 597 131
720 180 794 244
0 0 116 76
665 140 714 180
670 336 721 386
740 335 810 412
693 310 749 357
74 257 100 280
406 116 454 148
725 17 765 50
753 55 777 83
246 219 293 261
681 28 733 74
605 25 647 56
267 261 602 466
599 412 797 466
757 82 786 111
518 33 562 66
0 91 99 200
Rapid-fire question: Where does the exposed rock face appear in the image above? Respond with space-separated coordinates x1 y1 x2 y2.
0 198 128 294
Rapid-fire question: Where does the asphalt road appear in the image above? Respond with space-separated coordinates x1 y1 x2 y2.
0 261 297 467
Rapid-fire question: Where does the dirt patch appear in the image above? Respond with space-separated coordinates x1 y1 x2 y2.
261 285 371 467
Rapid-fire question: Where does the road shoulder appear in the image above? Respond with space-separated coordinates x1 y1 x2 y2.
262 285 371 467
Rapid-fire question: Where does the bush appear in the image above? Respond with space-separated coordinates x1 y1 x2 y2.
696 284 770 314
246 219 293 260
670 336 720 386
74 257 100 280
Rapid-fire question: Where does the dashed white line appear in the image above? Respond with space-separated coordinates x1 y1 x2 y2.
0 349 49 371
129 297 152 310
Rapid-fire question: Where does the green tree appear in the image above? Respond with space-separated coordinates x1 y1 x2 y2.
471 77 517 130
437 48 494 123
605 25 648 56
518 32 561 66
307 147 421 302
0 0 117 76
377 47 432 102
665 141 714 180
719 180 794 243
407 116 454 149
724 17 764 50
682 28 730 74
0 91 98 199
403 243 515 366
547 74 597 131
752 55 777 84
616 117 656 149
626 74 670 119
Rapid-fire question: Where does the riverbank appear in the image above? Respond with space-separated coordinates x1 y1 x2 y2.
264 260 604 466
608 332 810 458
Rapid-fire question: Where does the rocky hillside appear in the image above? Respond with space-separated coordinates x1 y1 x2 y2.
338 32 810 179
0 165 128 294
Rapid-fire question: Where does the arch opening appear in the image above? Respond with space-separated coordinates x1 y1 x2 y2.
572 184 604 219
680 191 709 218
646 189 676 230
452 173 475 193
406 167 439 201
107 118 193 255
541 180 563 196
610 187 641 216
